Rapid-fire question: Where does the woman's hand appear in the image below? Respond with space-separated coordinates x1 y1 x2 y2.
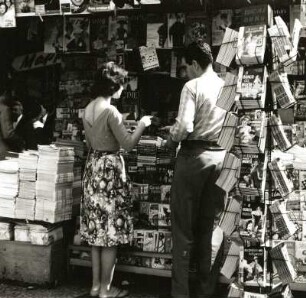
139 116 153 127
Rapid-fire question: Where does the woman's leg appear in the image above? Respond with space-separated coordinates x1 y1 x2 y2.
99 246 117 295
91 246 101 293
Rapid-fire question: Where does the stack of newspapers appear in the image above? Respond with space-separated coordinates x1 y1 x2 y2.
217 112 239 151
269 71 296 109
236 24 267 65
216 73 238 111
15 151 39 220
0 159 19 218
216 28 239 67
235 66 268 110
35 145 75 223
216 153 241 193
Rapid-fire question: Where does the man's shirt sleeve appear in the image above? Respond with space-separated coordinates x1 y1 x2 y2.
169 84 196 143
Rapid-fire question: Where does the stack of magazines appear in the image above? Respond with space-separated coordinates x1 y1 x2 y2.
35 145 75 223
234 111 267 154
216 72 238 111
0 159 19 218
15 151 39 220
216 28 239 67
137 136 162 167
216 153 241 193
236 25 267 65
235 66 268 110
237 153 267 197
217 112 239 151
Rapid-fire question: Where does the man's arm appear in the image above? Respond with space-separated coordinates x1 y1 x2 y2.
167 84 196 145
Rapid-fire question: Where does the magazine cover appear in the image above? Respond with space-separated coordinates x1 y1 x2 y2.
237 67 266 103
127 14 146 49
211 9 233 46
0 0 16 27
185 11 210 46
34 0 60 14
143 230 156 252
293 80 306 100
120 75 139 120
239 198 265 242
234 111 265 148
90 17 109 54
133 229 145 250
295 101 306 121
238 153 266 196
139 46 159 71
108 15 129 50
160 185 171 202
240 246 265 287
44 17 64 53
236 25 266 65
148 203 159 226
167 13 185 48
15 0 35 15
158 203 171 227
63 17 90 53
146 14 168 48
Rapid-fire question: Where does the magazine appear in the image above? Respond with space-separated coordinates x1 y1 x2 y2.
108 15 129 50
185 11 210 46
63 17 90 53
34 0 60 15
139 46 159 71
236 25 267 65
15 0 35 15
236 66 267 110
146 14 167 48
44 17 64 53
0 0 16 27
211 9 233 46
90 17 109 54
167 13 185 48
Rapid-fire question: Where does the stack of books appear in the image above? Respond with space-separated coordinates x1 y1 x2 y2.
35 145 75 223
15 151 39 220
137 136 162 167
235 66 268 110
234 111 267 154
216 73 238 111
216 28 239 68
236 25 267 65
216 153 241 193
217 112 239 151
270 242 297 284
269 71 296 109
0 159 19 218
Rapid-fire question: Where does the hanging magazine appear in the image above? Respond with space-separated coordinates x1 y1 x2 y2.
0 0 16 28
236 66 268 110
234 110 267 154
236 25 267 65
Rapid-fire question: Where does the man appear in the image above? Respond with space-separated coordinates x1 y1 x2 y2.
165 42 226 298
0 90 24 159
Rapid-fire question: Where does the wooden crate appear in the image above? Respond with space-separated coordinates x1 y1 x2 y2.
0 240 64 285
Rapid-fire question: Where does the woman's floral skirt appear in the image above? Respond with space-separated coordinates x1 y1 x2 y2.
80 150 133 247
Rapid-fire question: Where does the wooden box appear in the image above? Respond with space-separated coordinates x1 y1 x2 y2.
0 239 64 285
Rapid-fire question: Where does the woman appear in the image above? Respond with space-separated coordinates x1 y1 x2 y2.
81 62 152 298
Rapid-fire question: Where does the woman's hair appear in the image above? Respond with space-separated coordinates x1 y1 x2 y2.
91 62 128 98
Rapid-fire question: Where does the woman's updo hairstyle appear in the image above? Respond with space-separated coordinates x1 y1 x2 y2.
91 62 128 98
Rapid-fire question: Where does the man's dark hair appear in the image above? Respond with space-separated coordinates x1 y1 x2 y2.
185 41 213 70
91 62 128 98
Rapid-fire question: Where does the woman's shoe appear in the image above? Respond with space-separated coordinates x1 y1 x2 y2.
90 285 101 297
99 286 129 298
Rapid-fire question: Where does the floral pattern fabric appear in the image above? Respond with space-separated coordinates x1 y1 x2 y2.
80 150 133 247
